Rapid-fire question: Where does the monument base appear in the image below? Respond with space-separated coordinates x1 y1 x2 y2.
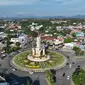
27 55 50 62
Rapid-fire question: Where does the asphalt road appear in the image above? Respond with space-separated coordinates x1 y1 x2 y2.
1 47 85 85
55 49 85 85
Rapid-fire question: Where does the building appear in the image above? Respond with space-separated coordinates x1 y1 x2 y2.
63 43 74 49
0 42 6 50
0 26 5 34
0 76 9 85
10 34 27 47
41 36 56 45
0 82 9 85
8 23 22 32
53 39 64 49
76 32 84 37
0 33 7 39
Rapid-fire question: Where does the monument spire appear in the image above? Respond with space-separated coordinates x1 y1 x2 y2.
36 36 41 49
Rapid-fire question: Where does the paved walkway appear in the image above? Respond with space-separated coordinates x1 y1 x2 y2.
60 48 75 53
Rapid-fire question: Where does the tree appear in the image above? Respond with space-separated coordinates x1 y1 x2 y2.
73 46 80 51
82 29 85 33
72 33 76 37
73 46 84 56
80 51 84 56
64 37 73 43
73 46 82 56
5 35 11 53
16 42 21 47
76 49 81 56
29 31 38 37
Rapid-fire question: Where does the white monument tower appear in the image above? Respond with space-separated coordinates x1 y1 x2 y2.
36 36 41 49
28 35 50 62
35 36 41 56
32 35 45 57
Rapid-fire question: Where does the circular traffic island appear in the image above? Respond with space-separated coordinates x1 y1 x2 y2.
11 50 67 72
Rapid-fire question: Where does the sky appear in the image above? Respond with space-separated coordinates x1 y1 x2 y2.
0 0 85 17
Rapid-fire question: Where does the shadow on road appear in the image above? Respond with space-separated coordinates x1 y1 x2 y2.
6 73 33 85
33 80 40 85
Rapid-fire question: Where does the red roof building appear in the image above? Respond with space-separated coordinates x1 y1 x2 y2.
8 27 20 31
41 36 56 41
76 42 81 45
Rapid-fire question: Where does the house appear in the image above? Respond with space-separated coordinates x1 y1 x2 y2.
8 23 22 32
76 32 84 37
76 32 84 39
42 36 56 45
10 34 28 47
63 43 74 49
53 39 64 49
42 36 64 49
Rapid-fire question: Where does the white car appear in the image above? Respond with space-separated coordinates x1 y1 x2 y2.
67 76 70 80
69 64 72 68
12 68 16 71
29 71 33 74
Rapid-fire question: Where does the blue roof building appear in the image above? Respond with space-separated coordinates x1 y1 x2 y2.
0 82 9 85
76 32 84 37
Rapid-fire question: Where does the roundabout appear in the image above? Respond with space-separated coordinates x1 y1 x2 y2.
11 35 67 72
11 50 67 72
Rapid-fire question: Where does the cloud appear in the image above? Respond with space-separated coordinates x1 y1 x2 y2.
52 0 74 4
0 0 75 6
17 12 28 14
38 0 75 5
0 0 39 5
0 0 82 6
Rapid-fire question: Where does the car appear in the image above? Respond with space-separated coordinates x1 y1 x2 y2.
12 68 17 71
66 63 69 65
62 73 65 77
1 51 5 54
78 65 80 68
69 64 72 68
67 76 70 80
67 56 69 58
50 69 56 74
29 71 33 74
1 54 7 59
12 68 16 71
72 62 75 64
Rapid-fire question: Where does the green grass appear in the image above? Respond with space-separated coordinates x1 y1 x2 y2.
46 71 55 85
72 69 85 85
13 50 65 69
44 51 65 68
14 50 30 67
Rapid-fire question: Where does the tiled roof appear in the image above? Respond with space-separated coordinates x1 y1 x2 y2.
41 36 56 41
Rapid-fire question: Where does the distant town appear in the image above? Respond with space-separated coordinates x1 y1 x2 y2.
0 18 85 85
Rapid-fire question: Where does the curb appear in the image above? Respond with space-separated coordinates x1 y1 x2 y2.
45 78 51 85
75 56 85 59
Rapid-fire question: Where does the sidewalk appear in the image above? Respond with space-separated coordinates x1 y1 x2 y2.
60 48 75 52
